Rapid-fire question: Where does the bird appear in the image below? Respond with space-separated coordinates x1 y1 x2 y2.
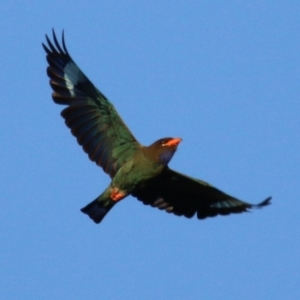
42 30 271 224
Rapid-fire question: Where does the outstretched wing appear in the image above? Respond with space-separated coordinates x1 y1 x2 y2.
43 30 140 178
132 168 271 219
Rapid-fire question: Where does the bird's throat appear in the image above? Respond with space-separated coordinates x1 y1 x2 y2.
158 150 176 165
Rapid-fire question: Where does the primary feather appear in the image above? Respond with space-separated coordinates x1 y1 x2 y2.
43 30 140 178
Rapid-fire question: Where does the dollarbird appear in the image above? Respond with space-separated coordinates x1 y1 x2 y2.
43 30 271 224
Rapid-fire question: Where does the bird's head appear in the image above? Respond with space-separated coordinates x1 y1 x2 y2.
147 137 182 165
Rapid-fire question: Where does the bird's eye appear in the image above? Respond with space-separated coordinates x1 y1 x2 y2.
160 139 167 146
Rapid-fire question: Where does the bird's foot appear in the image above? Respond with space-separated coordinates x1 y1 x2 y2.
110 187 126 202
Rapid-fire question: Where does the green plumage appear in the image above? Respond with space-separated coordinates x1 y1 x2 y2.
43 30 271 224
43 31 139 178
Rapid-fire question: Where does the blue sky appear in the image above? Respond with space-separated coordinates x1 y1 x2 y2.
1 1 299 299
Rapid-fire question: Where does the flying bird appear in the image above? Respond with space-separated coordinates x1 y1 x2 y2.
42 30 271 224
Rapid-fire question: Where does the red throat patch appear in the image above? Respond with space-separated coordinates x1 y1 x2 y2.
110 187 126 202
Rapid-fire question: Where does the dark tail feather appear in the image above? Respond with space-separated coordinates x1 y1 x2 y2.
80 196 116 224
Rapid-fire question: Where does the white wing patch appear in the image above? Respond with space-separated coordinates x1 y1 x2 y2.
63 62 84 96
209 200 239 209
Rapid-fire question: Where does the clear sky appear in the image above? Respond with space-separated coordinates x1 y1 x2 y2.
1 1 299 299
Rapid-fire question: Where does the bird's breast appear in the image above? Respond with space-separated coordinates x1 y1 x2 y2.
111 155 164 193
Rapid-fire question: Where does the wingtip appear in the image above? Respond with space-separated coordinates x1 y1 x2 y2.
256 196 272 208
61 29 69 54
43 28 69 57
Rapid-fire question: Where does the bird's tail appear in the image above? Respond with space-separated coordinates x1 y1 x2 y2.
80 195 116 224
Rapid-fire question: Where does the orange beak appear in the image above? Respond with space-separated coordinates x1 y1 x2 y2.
165 138 182 147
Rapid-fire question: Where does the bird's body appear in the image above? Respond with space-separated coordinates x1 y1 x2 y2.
43 30 271 224
81 140 178 223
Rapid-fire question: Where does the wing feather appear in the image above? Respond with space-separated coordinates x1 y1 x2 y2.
132 168 271 220
43 30 140 177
